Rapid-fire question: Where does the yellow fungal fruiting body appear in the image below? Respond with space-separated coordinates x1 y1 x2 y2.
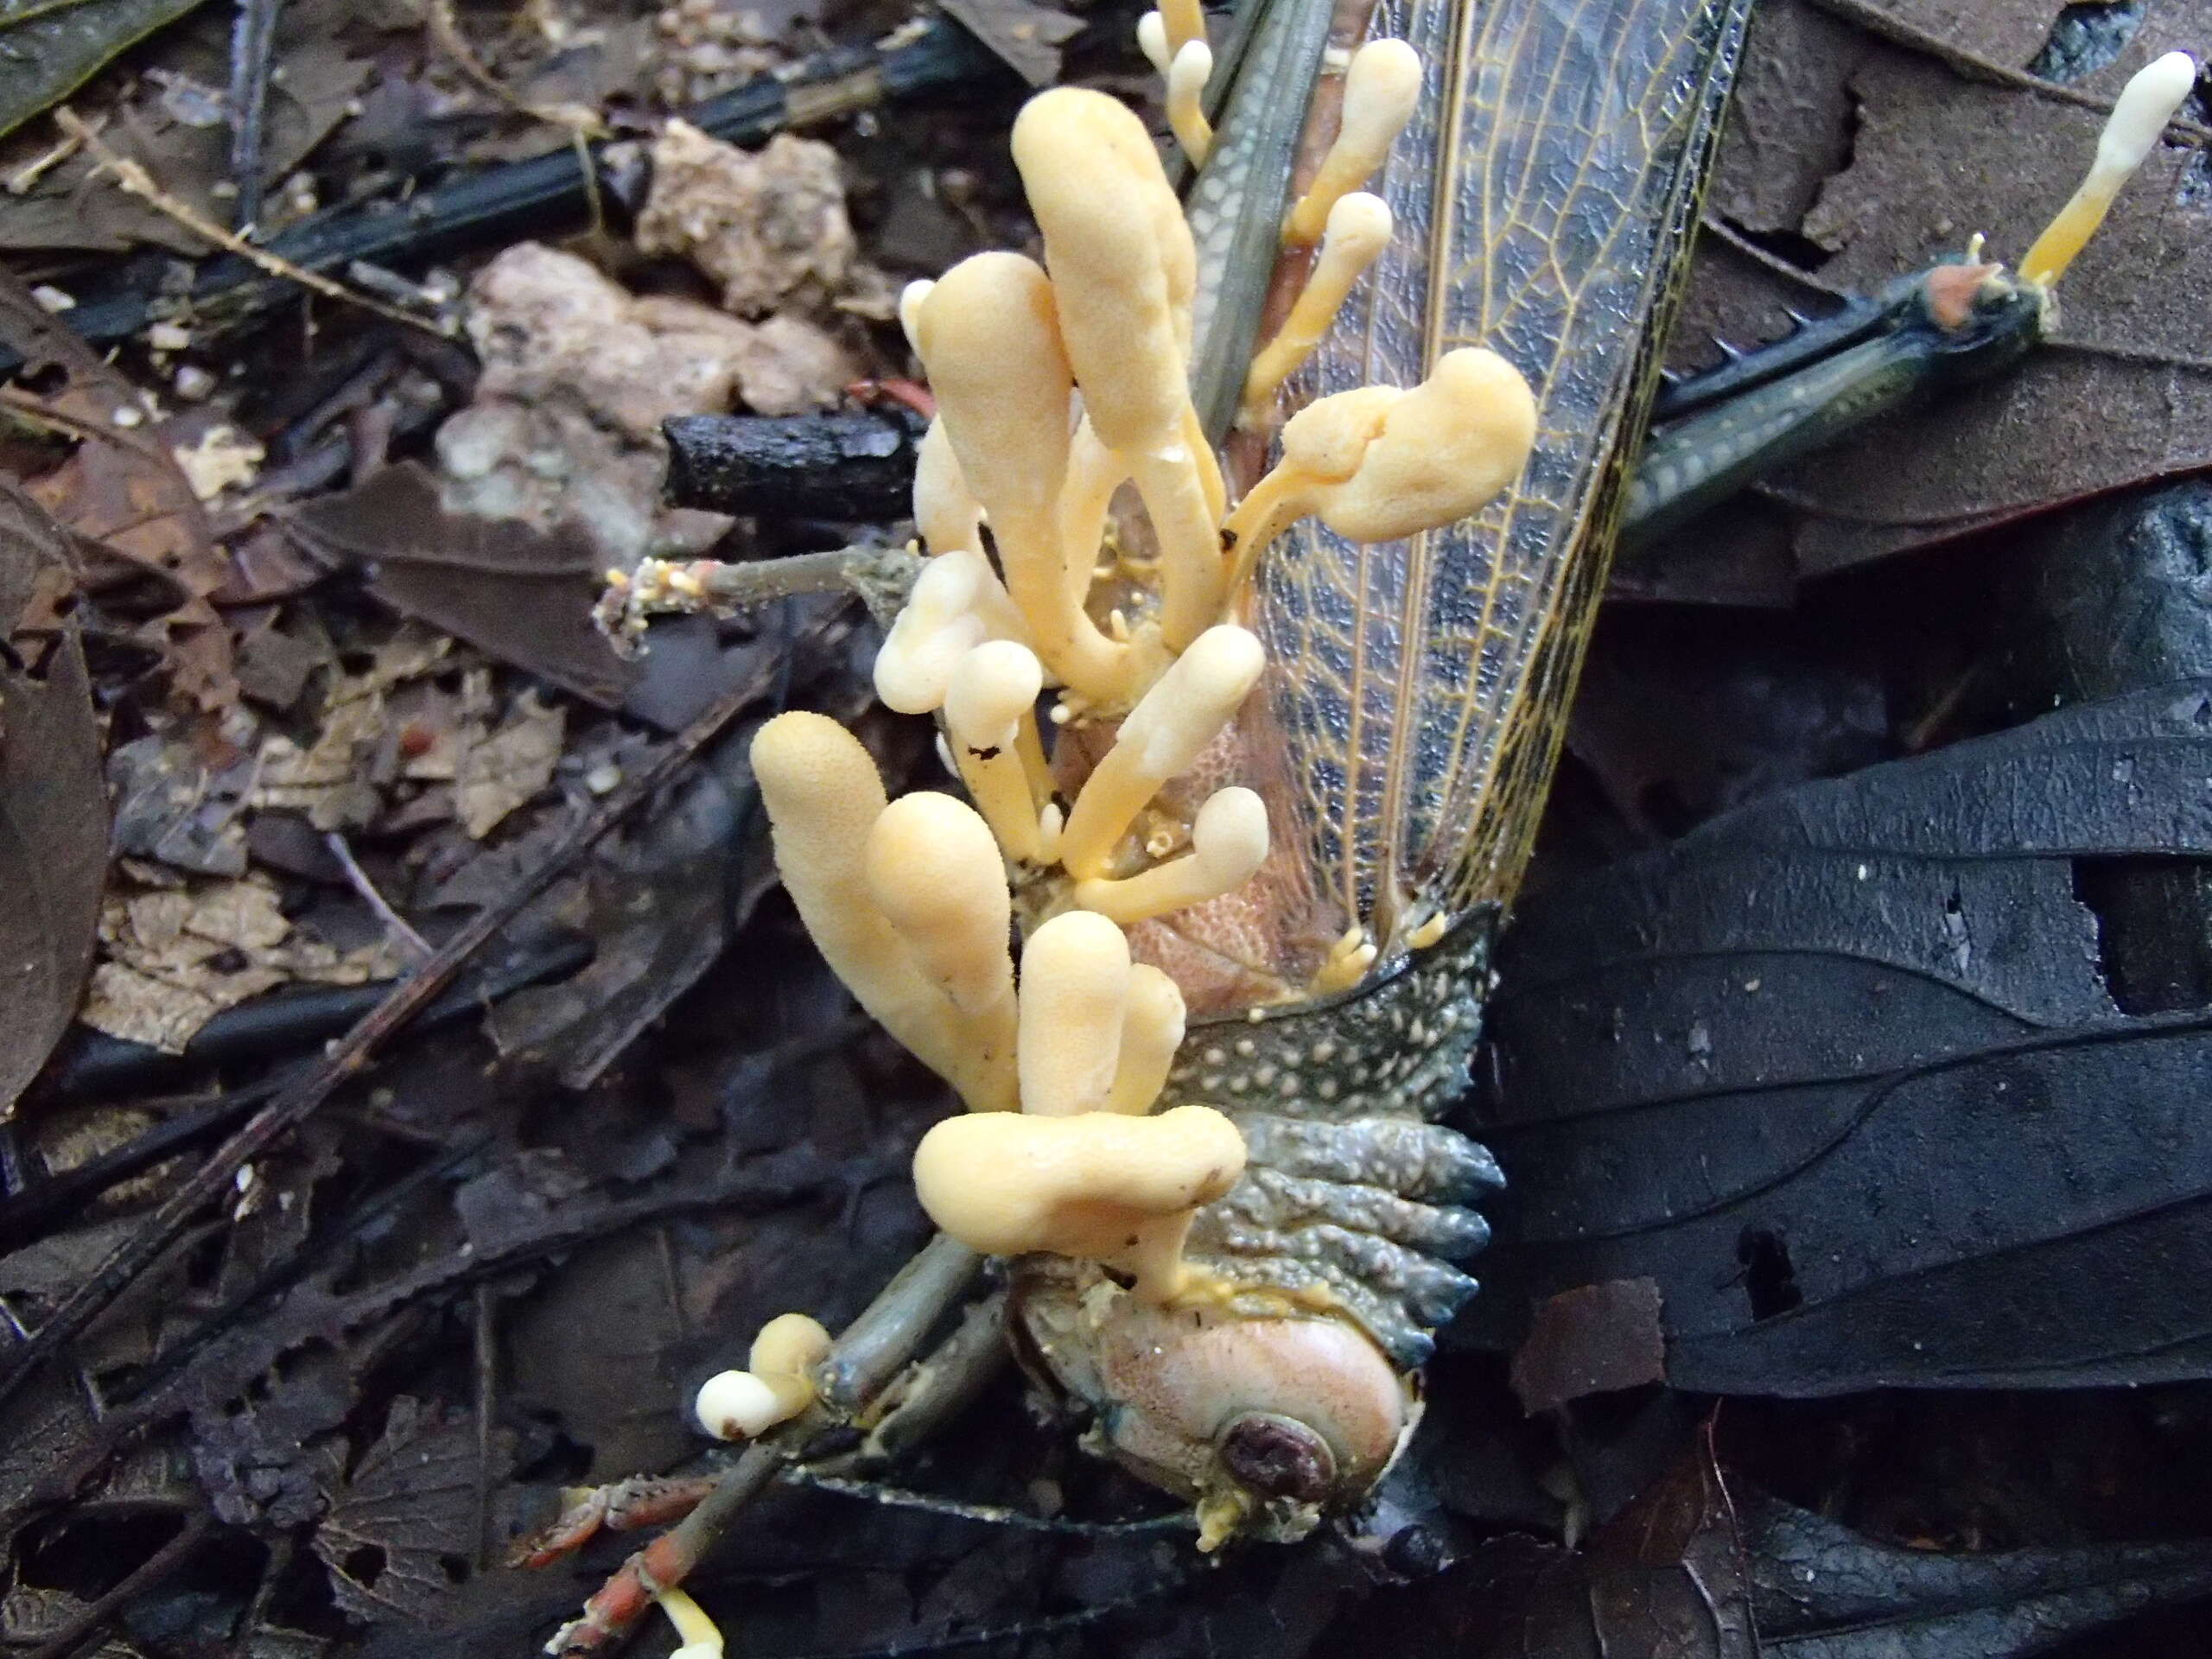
912 1105 1248 1300
696 36 1537 1541
742 52 1535 1319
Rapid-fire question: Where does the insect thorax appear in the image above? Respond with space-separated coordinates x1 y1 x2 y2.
1166 907 1504 1367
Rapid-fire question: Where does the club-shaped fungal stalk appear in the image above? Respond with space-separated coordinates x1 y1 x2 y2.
1226 347 1537 594
1058 416 1131 604
1108 963 1187 1114
693 1313 834 1441
943 641 1052 861
877 548 1034 715
912 419 982 558
1154 0 1205 64
752 713 1014 1111
1057 625 1268 879
1075 785 1269 925
653 1586 725 1659
915 251 1136 703
1284 39 1422 245
897 278 934 353
912 1104 1247 1300
1166 41 1215 167
866 792 1020 1108
1242 192 1395 423
2018 51 2197 289
1013 89 1223 653
874 549 988 713
1016 910 1133 1116
1135 10 1172 75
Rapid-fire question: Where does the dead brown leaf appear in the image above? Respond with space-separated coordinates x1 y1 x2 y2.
935 0 1083 87
0 480 107 1116
82 873 405 1052
251 626 450 831
1674 0 2212 575
0 270 238 709
453 677 563 838
285 463 638 709
0 0 374 256
1510 1278 1668 1414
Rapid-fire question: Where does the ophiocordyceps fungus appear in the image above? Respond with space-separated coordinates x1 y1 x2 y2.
911 419 982 562
1057 624 1268 879
913 251 1140 703
1166 41 1215 166
866 792 1020 1100
1015 909 1133 1117
750 712 1015 1112
2019 50 2198 290
1107 963 1185 1115
1224 346 1537 593
652 1587 726 1659
1241 192 1394 423
872 548 1028 715
1075 785 1269 925
579 18 1556 1572
1135 10 1171 76
694 1312 834 1441
942 640 1052 861
1283 38 1422 246
1012 88 1225 654
912 1104 1247 1301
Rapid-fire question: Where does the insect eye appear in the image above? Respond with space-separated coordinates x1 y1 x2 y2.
1217 1411 1338 1503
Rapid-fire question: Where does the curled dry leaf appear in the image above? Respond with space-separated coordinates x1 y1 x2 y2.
0 480 107 1115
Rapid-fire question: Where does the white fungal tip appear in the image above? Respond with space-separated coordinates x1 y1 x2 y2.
695 1370 785 1440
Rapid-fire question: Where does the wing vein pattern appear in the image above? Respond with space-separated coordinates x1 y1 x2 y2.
1253 0 1751 966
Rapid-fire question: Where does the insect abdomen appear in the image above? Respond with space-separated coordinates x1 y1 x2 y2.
1170 912 1503 1365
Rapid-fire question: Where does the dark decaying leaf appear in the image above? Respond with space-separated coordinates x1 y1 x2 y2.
1510 1278 1669 1414
0 480 108 1115
1652 0 2212 581
1357 1431 1756 1659
313 1396 512 1624
1468 682 2212 1392
0 0 204 142
284 463 638 710
1740 1491 2212 1657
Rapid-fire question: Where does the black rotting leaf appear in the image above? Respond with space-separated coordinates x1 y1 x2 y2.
1469 681 2212 1393
1356 1429 1756 1658
1741 1491 2212 1656
314 1396 512 1624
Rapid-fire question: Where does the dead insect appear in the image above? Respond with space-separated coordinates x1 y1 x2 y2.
546 6 2196 1652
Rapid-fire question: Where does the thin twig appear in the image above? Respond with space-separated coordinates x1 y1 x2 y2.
25 1510 213 1659
0 607 849 1419
781 1469 1193 1536
550 1236 985 1653
226 0 284 230
424 0 609 141
53 109 452 340
323 829 434 960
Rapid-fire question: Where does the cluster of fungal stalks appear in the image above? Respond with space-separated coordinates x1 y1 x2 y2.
661 24 1533 1451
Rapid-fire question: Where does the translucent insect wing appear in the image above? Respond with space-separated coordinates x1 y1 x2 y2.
1252 0 1754 960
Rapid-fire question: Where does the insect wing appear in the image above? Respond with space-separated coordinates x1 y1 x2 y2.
1251 0 1754 963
